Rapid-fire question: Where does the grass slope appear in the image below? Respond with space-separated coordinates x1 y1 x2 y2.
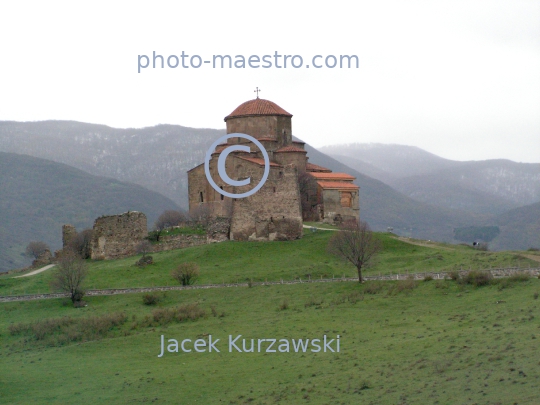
1 231 537 297
1 277 540 404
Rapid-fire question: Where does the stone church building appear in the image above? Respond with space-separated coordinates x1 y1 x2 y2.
187 97 359 241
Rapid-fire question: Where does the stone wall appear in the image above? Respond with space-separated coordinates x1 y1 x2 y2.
62 225 77 249
320 189 360 224
90 211 147 260
151 234 207 253
225 115 292 140
230 162 303 241
273 151 307 172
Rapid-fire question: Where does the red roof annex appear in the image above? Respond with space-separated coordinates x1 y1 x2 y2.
309 172 355 181
316 181 359 190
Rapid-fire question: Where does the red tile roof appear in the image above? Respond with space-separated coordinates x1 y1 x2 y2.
317 181 359 190
225 98 292 121
292 140 306 145
306 163 332 172
275 145 307 153
309 172 356 181
236 156 281 167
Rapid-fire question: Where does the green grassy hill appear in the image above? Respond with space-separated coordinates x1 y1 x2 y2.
0 231 539 404
0 152 182 273
2 231 537 296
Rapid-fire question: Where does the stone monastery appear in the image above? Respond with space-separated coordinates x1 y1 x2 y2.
187 96 360 241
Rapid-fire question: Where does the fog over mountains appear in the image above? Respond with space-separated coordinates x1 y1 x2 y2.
0 121 538 272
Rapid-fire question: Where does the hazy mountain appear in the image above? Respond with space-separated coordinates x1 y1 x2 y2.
320 143 461 178
0 121 535 252
0 152 181 272
490 202 540 251
0 120 224 208
321 143 540 214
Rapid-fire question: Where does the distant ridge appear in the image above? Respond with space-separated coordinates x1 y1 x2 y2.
0 151 181 272
1 121 537 251
320 143 540 215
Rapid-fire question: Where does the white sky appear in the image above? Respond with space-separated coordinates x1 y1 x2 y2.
1 0 539 162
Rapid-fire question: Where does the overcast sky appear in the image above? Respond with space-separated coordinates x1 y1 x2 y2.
1 1 539 162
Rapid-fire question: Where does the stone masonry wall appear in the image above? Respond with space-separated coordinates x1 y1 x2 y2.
90 211 147 260
226 115 292 139
151 234 207 253
230 162 303 241
321 189 360 224
62 225 77 249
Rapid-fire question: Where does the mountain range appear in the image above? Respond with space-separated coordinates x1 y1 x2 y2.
0 122 538 273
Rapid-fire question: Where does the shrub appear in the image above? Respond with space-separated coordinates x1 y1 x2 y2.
25 241 50 259
171 262 200 286
364 281 384 294
508 272 530 282
448 271 461 281
527 247 539 252
304 296 324 308
9 313 127 345
435 280 449 289
533 292 538 300
140 303 206 327
347 291 364 304
423 275 434 282
142 293 160 305
388 278 418 295
136 255 154 267
462 270 493 287
279 299 289 310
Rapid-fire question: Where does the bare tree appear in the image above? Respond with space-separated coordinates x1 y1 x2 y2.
156 210 186 229
136 240 153 259
68 229 93 259
153 210 187 241
25 241 50 259
50 252 88 305
327 220 382 283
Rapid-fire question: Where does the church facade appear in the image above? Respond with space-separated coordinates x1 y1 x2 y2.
187 97 359 241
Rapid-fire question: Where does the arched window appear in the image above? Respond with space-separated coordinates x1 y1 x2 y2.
220 186 224 201
199 191 204 203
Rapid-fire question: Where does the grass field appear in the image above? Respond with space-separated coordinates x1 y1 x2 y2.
1 231 540 403
1 276 540 404
1 232 537 297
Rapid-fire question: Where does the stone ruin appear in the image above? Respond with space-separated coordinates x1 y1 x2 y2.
62 211 147 261
89 211 147 260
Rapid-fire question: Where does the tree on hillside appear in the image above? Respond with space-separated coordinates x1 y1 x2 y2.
298 171 319 221
68 229 94 259
136 240 153 258
154 210 187 241
50 252 88 306
327 219 382 283
25 241 50 259
135 240 154 266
